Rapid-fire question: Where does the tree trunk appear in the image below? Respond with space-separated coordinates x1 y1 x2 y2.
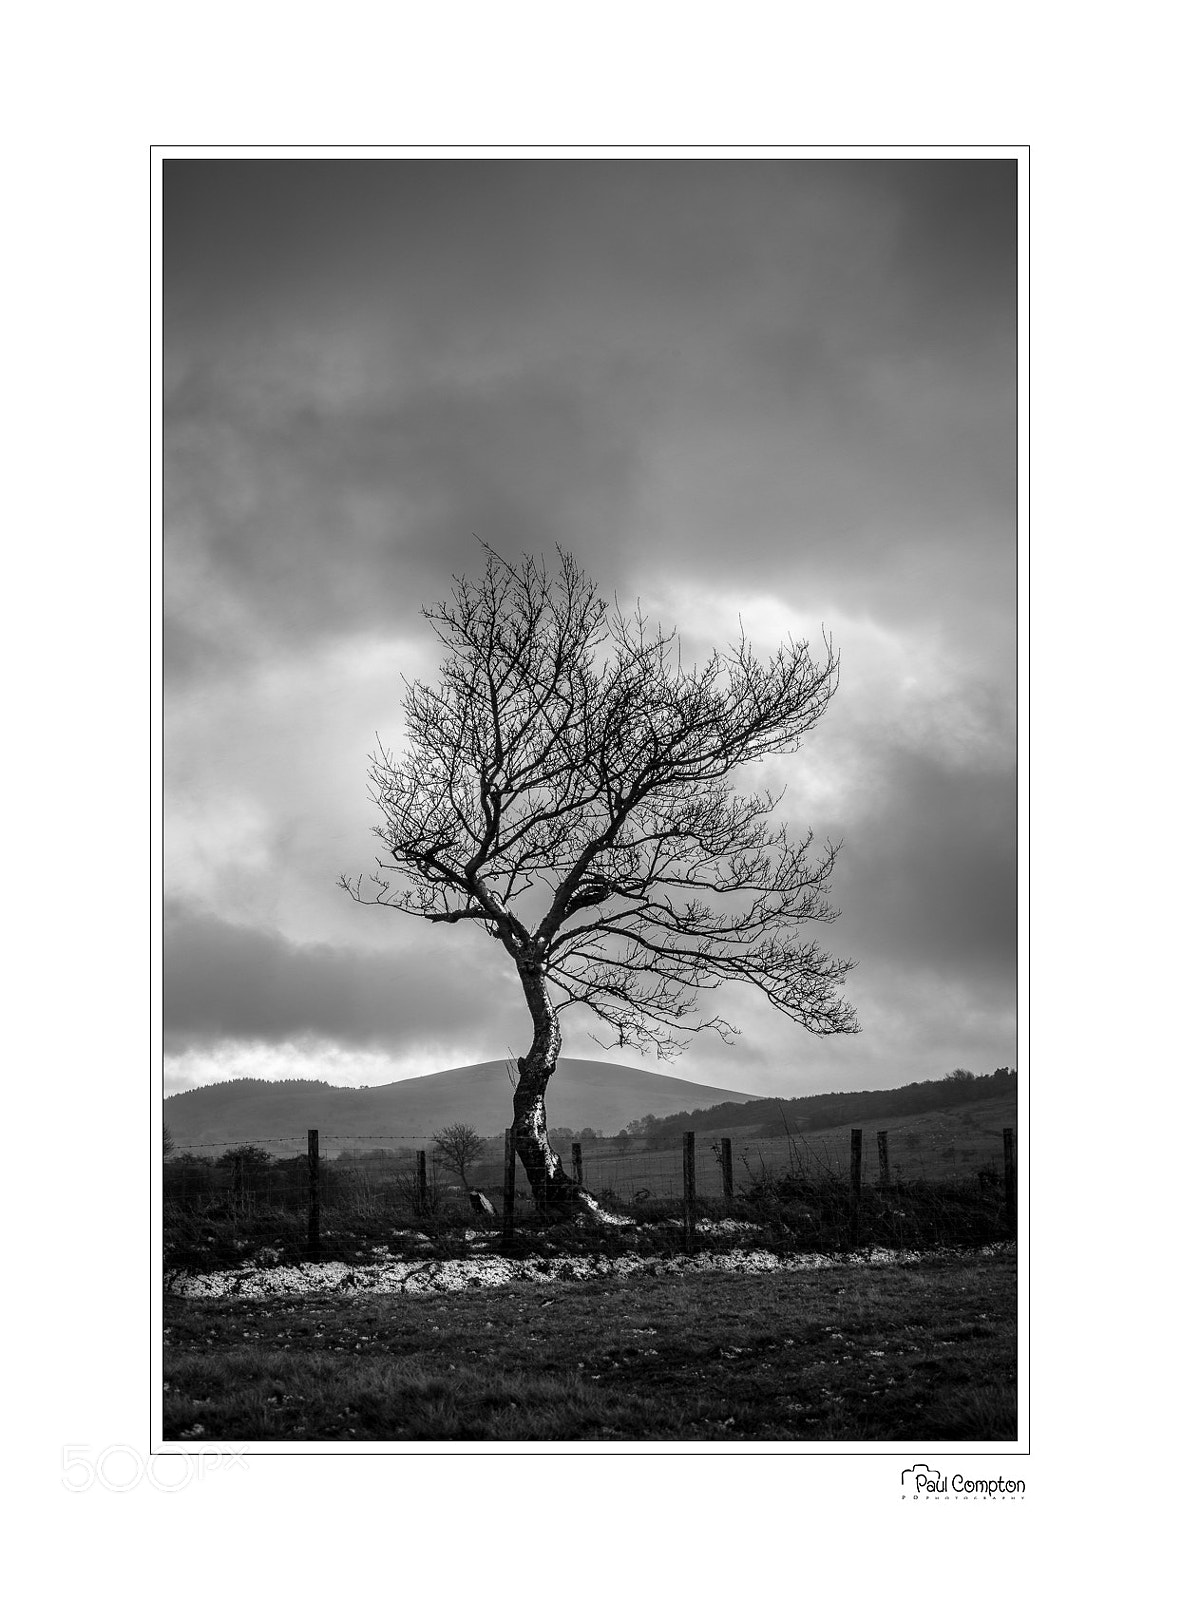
511 957 584 1216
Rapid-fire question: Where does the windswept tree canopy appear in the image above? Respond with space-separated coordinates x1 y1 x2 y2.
342 548 857 1055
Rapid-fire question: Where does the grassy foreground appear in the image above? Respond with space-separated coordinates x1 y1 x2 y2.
163 1251 1015 1443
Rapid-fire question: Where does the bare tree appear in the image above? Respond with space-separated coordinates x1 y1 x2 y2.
432 1123 488 1190
342 549 857 1214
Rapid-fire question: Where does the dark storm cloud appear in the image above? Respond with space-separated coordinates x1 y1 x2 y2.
164 158 1016 675
836 748 1017 978
164 159 839 327
165 367 637 680
163 899 517 1053
164 158 1013 328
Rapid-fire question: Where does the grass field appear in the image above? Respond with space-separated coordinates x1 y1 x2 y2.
163 1249 1016 1443
580 1090 1018 1201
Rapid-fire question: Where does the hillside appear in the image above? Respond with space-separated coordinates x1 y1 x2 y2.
163 1057 758 1155
619 1067 1019 1143
602 1085 1019 1194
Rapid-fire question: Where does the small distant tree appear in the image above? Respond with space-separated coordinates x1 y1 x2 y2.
163 1122 175 1160
343 549 857 1214
215 1144 272 1172
432 1123 488 1190
215 1144 272 1200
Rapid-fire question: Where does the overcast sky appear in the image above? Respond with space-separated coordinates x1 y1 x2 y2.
163 156 1017 1100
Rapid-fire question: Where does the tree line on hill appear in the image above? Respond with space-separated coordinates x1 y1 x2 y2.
165 1078 342 1102
617 1067 1016 1149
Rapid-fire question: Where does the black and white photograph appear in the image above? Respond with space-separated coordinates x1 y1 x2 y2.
161 152 1023 1448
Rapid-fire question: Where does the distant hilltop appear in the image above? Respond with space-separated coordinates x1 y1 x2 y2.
163 1056 759 1155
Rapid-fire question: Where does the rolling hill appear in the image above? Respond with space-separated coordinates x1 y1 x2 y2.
163 1057 759 1156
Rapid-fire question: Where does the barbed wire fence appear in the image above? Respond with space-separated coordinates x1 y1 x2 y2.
164 1120 1017 1252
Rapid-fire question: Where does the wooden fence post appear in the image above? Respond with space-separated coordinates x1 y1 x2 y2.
720 1137 734 1210
572 1141 583 1186
850 1128 863 1245
1003 1127 1016 1235
307 1129 320 1254
683 1131 696 1252
502 1127 516 1243
877 1130 891 1187
416 1149 428 1217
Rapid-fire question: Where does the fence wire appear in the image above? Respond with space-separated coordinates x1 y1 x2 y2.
164 1119 1014 1221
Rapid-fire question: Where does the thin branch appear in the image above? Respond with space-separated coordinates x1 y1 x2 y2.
342 546 857 1051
